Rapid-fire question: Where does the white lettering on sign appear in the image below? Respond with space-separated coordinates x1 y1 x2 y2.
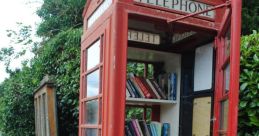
88 0 112 28
134 0 215 19
172 31 196 43
128 30 160 45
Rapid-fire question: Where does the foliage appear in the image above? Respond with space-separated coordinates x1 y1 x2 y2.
0 0 85 135
238 31 259 135
36 0 85 38
0 68 37 136
32 28 82 135
242 0 259 35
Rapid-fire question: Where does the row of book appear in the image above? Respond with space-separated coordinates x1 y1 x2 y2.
126 73 177 100
125 119 170 136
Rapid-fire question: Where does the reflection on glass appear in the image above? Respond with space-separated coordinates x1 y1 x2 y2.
85 128 98 136
87 70 100 97
225 28 231 57
87 39 100 70
224 64 230 92
85 100 98 124
220 100 229 131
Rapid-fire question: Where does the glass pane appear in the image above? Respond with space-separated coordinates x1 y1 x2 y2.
220 100 229 131
85 100 98 124
87 39 101 70
99 98 102 124
84 128 98 136
224 64 230 92
86 70 100 97
225 28 231 57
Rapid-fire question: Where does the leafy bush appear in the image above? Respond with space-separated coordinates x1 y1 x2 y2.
0 0 85 135
238 31 259 135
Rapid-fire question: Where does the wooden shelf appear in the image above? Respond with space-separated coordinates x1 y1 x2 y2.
126 97 176 105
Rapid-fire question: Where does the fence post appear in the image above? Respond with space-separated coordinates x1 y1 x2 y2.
34 75 58 136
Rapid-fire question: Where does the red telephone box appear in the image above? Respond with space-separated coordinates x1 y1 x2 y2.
79 0 242 136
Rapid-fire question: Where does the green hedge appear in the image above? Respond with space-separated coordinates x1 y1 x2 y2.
238 31 259 136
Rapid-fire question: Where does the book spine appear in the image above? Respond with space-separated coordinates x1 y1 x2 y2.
162 123 170 136
170 73 177 101
128 121 138 136
147 124 153 136
129 77 145 98
135 119 144 136
150 124 158 136
143 122 151 136
132 120 141 136
126 80 136 98
151 79 167 99
126 88 131 98
145 79 160 99
125 125 133 136
128 79 141 98
135 77 152 98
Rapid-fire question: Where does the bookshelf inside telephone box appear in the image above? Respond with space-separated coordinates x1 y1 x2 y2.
80 0 242 136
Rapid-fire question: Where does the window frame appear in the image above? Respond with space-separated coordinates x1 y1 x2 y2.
81 36 104 136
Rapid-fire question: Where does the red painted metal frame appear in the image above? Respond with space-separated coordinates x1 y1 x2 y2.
213 0 242 136
80 0 242 135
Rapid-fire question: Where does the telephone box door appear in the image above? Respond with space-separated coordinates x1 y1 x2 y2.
213 1 242 136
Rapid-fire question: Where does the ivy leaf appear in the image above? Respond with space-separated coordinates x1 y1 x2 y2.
240 83 248 91
240 101 248 108
254 54 259 62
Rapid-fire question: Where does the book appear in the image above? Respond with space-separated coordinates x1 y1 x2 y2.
128 74 145 98
128 79 141 98
132 119 141 136
158 74 169 99
147 124 152 136
135 77 152 98
127 120 138 136
169 73 177 101
126 80 136 98
150 124 158 136
139 77 159 99
139 120 151 136
145 79 161 99
125 125 133 136
162 123 170 136
134 119 144 136
150 79 167 100
151 121 162 136
126 88 131 98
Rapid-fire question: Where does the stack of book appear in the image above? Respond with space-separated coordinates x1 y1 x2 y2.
125 119 170 136
126 73 177 100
